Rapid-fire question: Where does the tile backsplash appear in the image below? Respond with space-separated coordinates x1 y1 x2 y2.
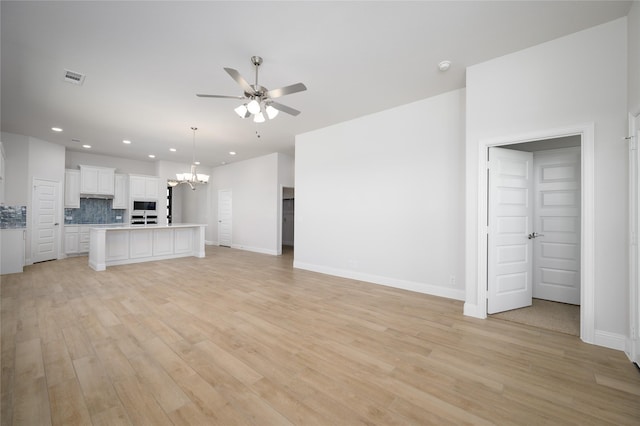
0 205 27 229
65 198 125 224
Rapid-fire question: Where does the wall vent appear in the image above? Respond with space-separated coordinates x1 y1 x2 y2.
64 69 85 85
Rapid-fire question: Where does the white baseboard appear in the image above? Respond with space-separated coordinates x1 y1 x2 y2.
594 330 627 351
231 244 278 256
293 261 465 301
463 302 486 319
625 337 640 364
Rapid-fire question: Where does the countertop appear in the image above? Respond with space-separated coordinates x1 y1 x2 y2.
89 223 207 231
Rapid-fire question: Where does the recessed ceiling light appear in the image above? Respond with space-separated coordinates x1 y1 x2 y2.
229 151 236 156
51 127 63 132
438 60 451 72
221 161 227 165
194 161 200 165
169 148 176 152
82 144 91 149
122 139 131 144
148 154 155 158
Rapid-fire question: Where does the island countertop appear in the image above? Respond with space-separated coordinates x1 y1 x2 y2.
89 223 207 231
89 223 206 271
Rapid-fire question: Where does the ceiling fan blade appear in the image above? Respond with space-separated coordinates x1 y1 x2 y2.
196 94 245 99
270 101 301 116
266 82 307 99
224 67 256 95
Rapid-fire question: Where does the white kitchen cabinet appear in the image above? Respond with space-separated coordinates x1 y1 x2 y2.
130 229 153 258
80 165 115 195
153 229 174 256
129 175 160 201
64 169 81 208
1 229 25 274
174 228 194 254
64 226 79 254
105 231 129 261
79 226 91 253
64 225 90 254
113 174 128 209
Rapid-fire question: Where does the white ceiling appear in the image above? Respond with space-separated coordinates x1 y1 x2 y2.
1 1 632 168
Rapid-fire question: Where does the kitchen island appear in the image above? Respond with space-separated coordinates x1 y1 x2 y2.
89 223 206 271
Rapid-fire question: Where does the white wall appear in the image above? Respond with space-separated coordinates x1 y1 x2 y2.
629 1 640 114
294 89 466 300
66 151 155 175
1 132 29 205
465 19 628 342
210 153 289 255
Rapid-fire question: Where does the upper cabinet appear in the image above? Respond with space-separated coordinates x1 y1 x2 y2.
129 175 160 201
112 174 128 209
64 169 81 208
80 165 115 195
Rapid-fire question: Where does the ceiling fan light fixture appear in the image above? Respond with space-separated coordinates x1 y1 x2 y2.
266 104 279 119
253 112 265 123
234 104 250 118
247 99 261 114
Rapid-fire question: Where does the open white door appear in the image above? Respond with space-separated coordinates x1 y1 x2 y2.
488 147 533 314
217 189 232 247
32 178 59 263
532 148 581 304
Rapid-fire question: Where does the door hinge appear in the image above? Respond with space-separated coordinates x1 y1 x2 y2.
632 231 638 246
630 138 638 151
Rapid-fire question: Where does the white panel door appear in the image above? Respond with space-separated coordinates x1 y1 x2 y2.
488 148 533 314
533 148 581 304
32 179 60 263
218 189 232 247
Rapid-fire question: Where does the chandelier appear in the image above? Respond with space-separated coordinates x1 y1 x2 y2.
168 127 209 190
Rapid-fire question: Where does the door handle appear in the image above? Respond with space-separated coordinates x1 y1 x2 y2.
528 232 545 239
54 223 59 226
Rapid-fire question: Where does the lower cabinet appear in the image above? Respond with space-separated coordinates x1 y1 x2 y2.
105 231 129 261
65 226 91 254
64 227 79 254
153 229 174 256
130 230 153 259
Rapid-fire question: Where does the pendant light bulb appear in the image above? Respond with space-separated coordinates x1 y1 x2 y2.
265 104 279 119
247 99 261 114
253 112 265 123
234 104 249 118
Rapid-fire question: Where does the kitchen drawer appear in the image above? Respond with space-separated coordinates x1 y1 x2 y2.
79 242 90 253
79 233 90 243
65 226 79 234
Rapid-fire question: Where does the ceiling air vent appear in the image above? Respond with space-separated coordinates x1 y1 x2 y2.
64 69 85 85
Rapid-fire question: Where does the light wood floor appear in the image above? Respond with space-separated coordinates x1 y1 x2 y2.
2 246 639 425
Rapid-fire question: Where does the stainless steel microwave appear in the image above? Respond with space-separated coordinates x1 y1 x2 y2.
133 200 156 211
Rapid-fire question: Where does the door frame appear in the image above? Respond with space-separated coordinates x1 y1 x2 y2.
627 112 640 364
473 123 595 344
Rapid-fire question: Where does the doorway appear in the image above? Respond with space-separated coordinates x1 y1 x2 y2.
218 189 232 247
282 187 294 254
487 138 582 334
474 124 595 343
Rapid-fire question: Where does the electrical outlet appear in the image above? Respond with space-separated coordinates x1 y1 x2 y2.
116 216 122 220
449 275 456 286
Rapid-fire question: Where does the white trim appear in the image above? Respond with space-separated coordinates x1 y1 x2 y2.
627 112 640 364
231 244 278 256
471 124 596 345
594 330 627 352
294 260 466 301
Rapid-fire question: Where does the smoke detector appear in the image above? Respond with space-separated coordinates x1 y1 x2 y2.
64 69 85 85
438 61 451 72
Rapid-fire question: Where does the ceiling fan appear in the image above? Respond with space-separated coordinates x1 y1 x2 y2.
197 56 307 122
